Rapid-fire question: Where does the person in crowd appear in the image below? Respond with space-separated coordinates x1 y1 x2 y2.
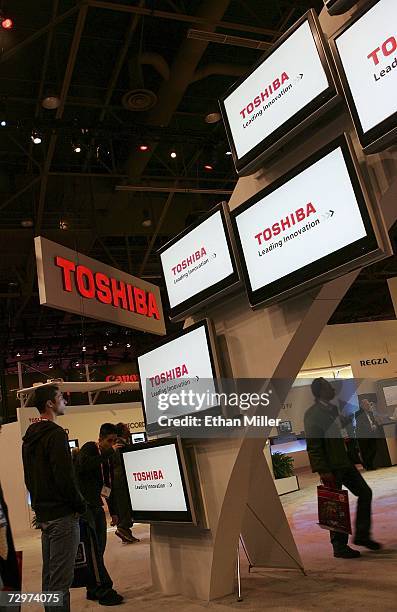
75 424 123 606
112 423 139 544
304 377 381 559
22 386 86 612
355 398 382 471
0 422 21 593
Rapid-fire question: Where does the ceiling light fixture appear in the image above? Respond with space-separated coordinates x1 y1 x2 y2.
103 345 107 351
204 164 214 171
82 346 86 352
205 112 221 124
41 95 61 110
48 362 54 369
21 219 33 228
31 130 42 145
139 144 149 152
1 17 13 30
59 220 68 230
226 150 232 156
73 143 82 153
170 151 177 159
0 120 6 127
126 343 131 348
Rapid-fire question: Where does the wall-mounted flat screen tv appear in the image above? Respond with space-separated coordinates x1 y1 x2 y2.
219 10 340 175
231 135 391 308
121 437 196 524
136 320 221 434
331 0 397 154
158 203 240 321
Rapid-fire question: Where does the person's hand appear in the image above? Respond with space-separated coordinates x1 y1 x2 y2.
320 472 337 489
110 515 119 526
112 443 124 451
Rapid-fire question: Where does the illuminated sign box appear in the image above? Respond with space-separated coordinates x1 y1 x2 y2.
219 10 340 176
121 438 197 524
231 135 391 308
331 0 397 153
137 320 221 435
35 236 165 334
158 202 240 321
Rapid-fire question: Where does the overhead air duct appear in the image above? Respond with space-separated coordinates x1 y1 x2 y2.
122 52 170 112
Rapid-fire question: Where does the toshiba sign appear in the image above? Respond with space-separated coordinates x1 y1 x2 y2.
35 236 165 335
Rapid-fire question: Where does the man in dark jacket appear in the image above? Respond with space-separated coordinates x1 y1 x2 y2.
356 399 382 471
22 385 86 612
113 423 139 544
304 378 381 559
75 423 123 606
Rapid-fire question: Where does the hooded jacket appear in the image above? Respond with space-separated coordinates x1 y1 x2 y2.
22 420 86 522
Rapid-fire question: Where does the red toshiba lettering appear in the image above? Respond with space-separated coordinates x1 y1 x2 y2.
111 278 127 309
95 272 112 304
76 265 95 299
254 202 317 243
147 292 160 320
134 287 148 315
367 36 397 65
55 256 76 292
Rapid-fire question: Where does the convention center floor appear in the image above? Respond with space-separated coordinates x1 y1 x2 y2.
15 466 397 611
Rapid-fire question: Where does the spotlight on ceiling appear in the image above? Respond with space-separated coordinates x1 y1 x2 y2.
0 120 6 127
170 151 177 159
73 143 82 153
126 343 131 348
31 130 42 145
21 219 34 228
205 112 221 124
1 17 13 30
225 150 232 156
139 144 149 152
16 352 21 358
204 164 214 171
103 345 108 351
82 346 87 352
142 209 152 228
48 362 54 369
41 95 61 110
38 349 43 355
59 220 68 230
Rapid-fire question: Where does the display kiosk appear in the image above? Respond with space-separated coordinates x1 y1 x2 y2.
144 2 397 602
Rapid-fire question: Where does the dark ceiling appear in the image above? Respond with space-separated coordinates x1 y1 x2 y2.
0 0 396 375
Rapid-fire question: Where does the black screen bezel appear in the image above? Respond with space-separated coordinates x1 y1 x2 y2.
331 0 397 152
219 10 338 175
230 135 379 308
120 437 194 523
158 203 240 321
136 319 221 435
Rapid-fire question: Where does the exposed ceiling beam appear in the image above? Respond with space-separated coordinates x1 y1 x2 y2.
0 177 41 212
0 5 79 64
187 29 272 50
35 5 89 236
138 191 175 276
115 185 233 194
87 0 281 37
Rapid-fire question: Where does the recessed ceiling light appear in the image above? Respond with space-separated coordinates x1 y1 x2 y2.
205 112 221 124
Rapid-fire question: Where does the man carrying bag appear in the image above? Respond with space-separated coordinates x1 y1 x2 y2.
304 378 381 558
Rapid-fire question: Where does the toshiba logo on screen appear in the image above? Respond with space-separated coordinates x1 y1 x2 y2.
160 210 234 309
335 0 397 134
235 146 367 291
224 19 329 160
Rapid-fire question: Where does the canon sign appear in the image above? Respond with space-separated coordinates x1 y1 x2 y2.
35 236 166 334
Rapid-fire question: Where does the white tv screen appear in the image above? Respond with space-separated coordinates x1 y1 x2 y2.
121 439 194 523
333 0 397 151
220 12 337 174
231 136 379 307
159 205 239 320
137 322 218 432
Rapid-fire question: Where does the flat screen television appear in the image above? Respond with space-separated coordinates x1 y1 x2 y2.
231 135 391 308
158 202 240 321
331 0 397 154
136 320 221 434
120 437 196 524
219 9 340 176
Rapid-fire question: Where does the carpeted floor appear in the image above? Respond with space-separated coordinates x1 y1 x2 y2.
15 466 397 611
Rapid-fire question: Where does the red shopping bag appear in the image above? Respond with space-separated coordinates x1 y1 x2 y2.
317 485 352 534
